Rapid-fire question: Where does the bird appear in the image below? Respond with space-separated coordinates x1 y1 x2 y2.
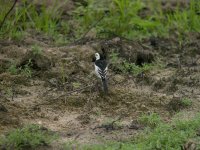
94 52 108 94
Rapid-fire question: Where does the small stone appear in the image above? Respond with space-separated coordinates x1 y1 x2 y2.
141 104 148 111
54 116 59 121
40 113 45 118
112 37 120 43
0 104 8 112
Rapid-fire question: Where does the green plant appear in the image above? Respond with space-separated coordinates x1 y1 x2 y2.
110 52 156 76
31 44 42 55
101 118 123 130
8 63 18 75
181 98 192 107
0 124 57 150
74 0 200 40
0 0 67 40
72 82 82 89
20 59 33 78
7 60 32 77
134 113 200 150
74 0 169 40
138 113 162 128
166 0 200 35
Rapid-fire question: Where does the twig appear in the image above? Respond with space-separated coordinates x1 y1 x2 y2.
0 0 18 30
99 30 151 49
99 30 133 42
11 84 15 101
73 15 105 44
34 84 94 107
54 84 94 100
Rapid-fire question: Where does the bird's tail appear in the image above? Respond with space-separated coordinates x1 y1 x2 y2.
102 78 108 94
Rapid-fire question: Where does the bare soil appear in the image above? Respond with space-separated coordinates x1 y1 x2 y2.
1 31 200 149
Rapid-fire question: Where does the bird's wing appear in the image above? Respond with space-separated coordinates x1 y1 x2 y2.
95 60 107 79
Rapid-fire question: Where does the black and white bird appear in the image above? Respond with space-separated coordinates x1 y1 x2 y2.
94 52 108 94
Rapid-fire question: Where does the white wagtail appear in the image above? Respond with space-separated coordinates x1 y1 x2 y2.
94 52 108 94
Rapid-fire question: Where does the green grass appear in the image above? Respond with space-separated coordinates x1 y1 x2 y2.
138 113 161 128
63 113 200 150
7 59 33 78
109 52 160 76
74 0 200 40
8 63 19 75
0 124 57 150
1 0 200 42
20 59 33 78
180 98 193 107
0 0 69 42
31 44 42 56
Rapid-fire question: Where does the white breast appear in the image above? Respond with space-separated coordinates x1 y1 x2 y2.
94 65 101 78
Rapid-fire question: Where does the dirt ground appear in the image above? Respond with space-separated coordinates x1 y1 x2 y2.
1 0 200 149
1 31 200 148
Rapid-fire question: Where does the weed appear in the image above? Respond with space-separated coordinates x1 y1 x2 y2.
31 44 42 55
138 113 162 128
109 52 156 76
5 87 14 98
72 82 82 89
59 61 68 84
181 98 192 107
1 0 200 41
8 63 18 75
7 60 32 77
110 51 120 63
133 113 200 150
0 124 57 150
101 118 123 131
20 59 33 78
74 0 200 40
0 0 66 40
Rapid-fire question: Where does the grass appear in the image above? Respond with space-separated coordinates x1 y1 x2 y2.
20 59 33 78
0 124 57 150
63 113 200 150
74 0 200 40
1 0 200 42
0 0 69 43
180 98 193 107
7 63 18 75
138 113 161 128
7 59 33 78
109 52 160 76
31 44 42 56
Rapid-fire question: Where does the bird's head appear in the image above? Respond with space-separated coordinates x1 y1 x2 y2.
95 53 100 60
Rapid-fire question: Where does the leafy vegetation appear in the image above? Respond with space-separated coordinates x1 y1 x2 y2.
75 0 200 40
0 0 69 41
180 98 193 107
8 63 19 75
8 59 33 78
1 0 200 41
109 52 160 76
138 113 161 128
31 44 42 56
133 114 200 150
0 124 57 150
